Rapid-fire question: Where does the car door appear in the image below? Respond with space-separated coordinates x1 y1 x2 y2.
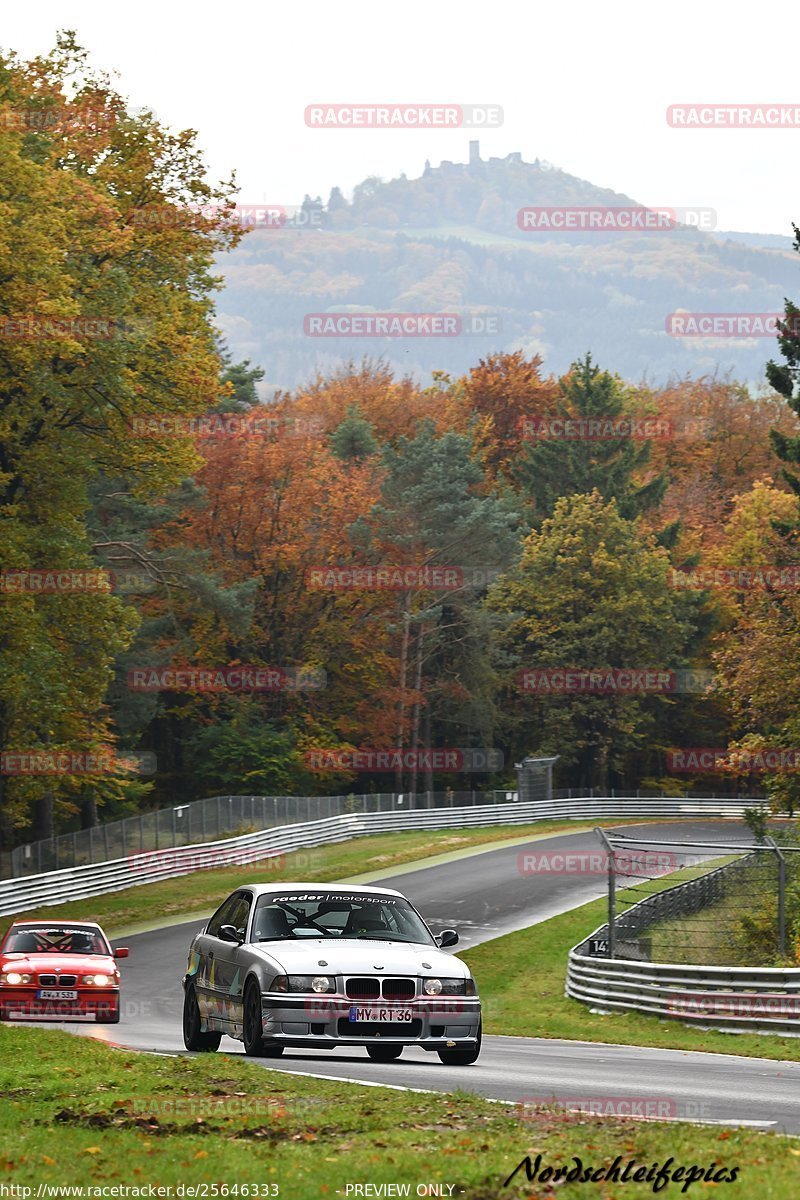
194 894 241 1029
213 892 253 1037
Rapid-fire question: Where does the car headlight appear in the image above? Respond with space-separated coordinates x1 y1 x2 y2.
83 974 112 986
270 974 336 993
1 972 32 986
423 977 475 996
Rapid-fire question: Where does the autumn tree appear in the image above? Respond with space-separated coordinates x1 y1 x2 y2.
352 423 520 793
711 482 800 812
644 377 797 544
0 34 241 841
457 349 560 482
487 491 696 789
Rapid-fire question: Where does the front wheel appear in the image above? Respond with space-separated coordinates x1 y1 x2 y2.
97 997 121 1024
437 1021 481 1066
366 1044 403 1062
243 980 283 1056
183 983 221 1052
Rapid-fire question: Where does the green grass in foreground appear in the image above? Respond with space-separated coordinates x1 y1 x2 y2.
1 820 649 939
464 865 800 1063
0 1025 797 1199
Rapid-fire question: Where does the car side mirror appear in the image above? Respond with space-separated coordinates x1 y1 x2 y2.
114 947 129 959
435 929 459 948
219 924 243 944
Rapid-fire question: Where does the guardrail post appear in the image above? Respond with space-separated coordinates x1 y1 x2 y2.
595 827 616 957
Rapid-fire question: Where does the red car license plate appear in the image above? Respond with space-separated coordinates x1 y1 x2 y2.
36 989 78 1000
349 1006 413 1022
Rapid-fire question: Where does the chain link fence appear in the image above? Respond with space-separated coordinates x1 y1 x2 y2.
3 789 501 878
585 831 800 967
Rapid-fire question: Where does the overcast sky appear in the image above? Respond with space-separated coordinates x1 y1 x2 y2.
2 0 798 235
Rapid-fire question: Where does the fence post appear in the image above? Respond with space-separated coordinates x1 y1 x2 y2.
595 827 616 958
766 837 788 957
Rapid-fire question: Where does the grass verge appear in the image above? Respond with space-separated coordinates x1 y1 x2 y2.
0 820 654 940
463 863 800 1062
0 1025 797 1199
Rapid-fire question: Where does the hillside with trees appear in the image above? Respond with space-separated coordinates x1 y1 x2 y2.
218 148 799 390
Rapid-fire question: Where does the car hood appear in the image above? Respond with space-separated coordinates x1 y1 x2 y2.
0 953 116 974
248 938 469 977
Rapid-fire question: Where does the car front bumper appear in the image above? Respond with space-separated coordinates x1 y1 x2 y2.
259 994 481 1049
0 988 119 1020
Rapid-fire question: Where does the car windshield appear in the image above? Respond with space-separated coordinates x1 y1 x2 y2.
251 892 435 945
2 927 111 955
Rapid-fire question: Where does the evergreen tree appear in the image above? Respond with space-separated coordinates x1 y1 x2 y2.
330 406 378 462
514 354 668 522
767 234 800 534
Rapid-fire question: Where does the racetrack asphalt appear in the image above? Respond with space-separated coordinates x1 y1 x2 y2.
21 819 800 1133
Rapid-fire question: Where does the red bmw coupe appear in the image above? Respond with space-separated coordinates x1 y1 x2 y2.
0 920 128 1022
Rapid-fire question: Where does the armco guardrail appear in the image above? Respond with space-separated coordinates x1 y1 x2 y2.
0 793 769 918
567 849 800 1034
567 944 800 1034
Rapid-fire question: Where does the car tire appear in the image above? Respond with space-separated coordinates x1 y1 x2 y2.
366 1044 403 1062
243 979 284 1057
437 1020 482 1066
97 998 121 1024
183 983 221 1052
